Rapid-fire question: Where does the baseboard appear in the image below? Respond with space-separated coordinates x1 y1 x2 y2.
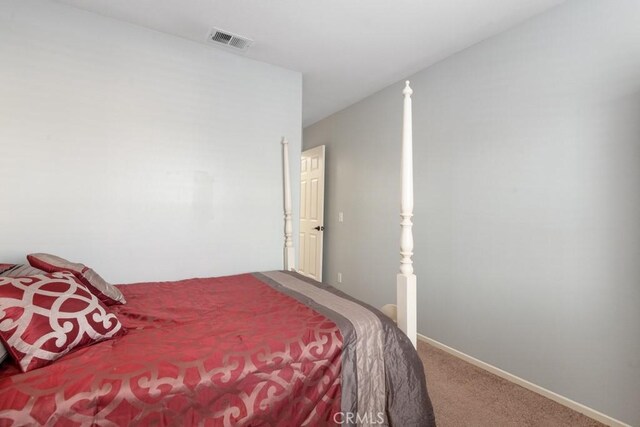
417 333 630 427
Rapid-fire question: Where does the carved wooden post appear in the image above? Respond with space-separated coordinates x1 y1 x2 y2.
397 81 417 348
282 137 295 271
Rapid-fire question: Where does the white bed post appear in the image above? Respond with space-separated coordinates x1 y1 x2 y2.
282 137 295 271
398 81 417 348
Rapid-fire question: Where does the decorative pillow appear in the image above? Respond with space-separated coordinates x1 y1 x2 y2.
0 272 126 372
0 264 46 277
0 264 48 365
27 253 126 306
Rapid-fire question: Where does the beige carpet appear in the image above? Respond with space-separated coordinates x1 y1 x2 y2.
417 341 605 427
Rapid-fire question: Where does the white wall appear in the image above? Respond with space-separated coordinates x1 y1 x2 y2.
304 0 640 424
0 0 302 282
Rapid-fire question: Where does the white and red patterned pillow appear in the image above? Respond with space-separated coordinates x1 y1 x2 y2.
0 264 48 364
27 253 126 306
0 272 126 372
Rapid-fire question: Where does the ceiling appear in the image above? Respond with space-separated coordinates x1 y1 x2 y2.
56 0 565 127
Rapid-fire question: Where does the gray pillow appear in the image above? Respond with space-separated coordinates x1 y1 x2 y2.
0 264 46 277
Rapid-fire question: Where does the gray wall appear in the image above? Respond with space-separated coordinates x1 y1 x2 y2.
0 0 301 283
304 0 640 424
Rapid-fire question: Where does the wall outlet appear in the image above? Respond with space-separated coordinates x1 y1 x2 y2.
337 272 342 283
339 212 344 222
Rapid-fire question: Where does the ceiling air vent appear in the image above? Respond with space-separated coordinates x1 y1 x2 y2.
208 28 253 51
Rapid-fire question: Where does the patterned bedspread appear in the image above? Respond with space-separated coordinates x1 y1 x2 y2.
0 271 434 426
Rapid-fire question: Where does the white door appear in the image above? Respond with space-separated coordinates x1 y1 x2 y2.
299 145 325 281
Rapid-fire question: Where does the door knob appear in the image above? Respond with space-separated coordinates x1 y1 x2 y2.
314 226 325 231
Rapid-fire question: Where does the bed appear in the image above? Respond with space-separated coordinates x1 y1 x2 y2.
0 82 434 426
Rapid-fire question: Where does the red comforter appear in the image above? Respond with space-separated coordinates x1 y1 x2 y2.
0 274 343 426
